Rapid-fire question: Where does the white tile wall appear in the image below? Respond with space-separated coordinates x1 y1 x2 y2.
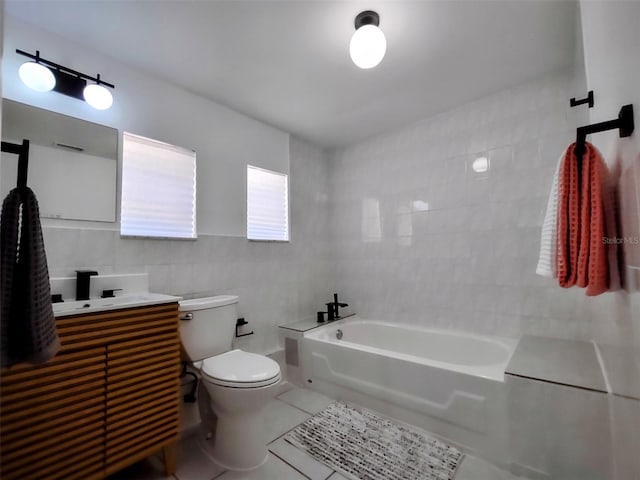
327 69 637 346
40 69 638 356
41 137 332 355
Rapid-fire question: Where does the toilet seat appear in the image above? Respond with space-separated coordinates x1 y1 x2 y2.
199 349 281 389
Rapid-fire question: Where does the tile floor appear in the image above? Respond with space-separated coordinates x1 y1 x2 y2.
110 385 526 480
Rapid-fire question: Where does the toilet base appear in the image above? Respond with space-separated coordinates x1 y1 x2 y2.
195 420 269 472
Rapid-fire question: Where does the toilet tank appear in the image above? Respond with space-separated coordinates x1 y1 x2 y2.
178 295 239 361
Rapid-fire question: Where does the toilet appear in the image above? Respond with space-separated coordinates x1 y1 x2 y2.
178 295 281 471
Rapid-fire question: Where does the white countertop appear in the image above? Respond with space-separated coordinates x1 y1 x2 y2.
505 335 607 393
53 293 181 318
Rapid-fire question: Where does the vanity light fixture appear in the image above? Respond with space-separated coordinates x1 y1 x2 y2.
350 10 387 69
16 49 115 110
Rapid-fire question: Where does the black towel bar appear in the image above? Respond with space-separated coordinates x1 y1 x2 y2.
1 139 30 189
575 104 634 167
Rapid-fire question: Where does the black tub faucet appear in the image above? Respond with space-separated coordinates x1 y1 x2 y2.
76 270 98 301
326 293 349 320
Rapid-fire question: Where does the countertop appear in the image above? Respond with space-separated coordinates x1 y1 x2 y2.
505 335 607 393
53 293 181 318
279 314 355 333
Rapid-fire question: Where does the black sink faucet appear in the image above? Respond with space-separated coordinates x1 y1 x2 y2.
326 293 349 320
75 270 98 301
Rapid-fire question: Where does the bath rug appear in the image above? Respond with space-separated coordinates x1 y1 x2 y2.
284 401 463 480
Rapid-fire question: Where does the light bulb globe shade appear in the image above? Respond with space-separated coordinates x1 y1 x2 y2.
350 24 386 69
83 84 113 110
18 61 56 92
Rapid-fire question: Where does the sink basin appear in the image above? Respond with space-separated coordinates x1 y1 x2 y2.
52 293 181 317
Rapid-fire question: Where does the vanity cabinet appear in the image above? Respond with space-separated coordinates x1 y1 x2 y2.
0 302 180 480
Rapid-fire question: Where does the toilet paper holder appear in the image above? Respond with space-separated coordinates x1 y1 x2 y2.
235 318 254 338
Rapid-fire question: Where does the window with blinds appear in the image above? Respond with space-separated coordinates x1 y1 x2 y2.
121 132 197 239
247 165 289 241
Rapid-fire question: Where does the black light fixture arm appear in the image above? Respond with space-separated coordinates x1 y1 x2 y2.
16 49 115 89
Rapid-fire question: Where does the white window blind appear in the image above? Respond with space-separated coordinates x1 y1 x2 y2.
121 132 196 239
247 165 289 241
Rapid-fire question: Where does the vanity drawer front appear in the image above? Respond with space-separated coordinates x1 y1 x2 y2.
56 302 179 348
0 347 106 480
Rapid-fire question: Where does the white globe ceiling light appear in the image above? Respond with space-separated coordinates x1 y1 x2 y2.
18 60 56 92
350 10 387 69
84 82 113 110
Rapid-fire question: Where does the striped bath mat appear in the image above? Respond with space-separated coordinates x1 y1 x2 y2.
284 402 463 480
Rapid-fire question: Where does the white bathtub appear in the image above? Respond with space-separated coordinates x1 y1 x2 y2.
302 317 518 461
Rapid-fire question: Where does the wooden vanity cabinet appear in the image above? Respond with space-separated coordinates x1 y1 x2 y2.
0 302 181 480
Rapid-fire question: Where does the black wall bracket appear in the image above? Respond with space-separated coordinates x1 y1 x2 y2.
570 90 594 109
1 139 30 189
575 103 635 166
235 318 254 338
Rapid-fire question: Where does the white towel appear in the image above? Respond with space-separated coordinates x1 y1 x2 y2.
536 154 563 278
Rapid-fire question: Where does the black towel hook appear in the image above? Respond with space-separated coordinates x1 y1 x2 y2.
570 90 594 109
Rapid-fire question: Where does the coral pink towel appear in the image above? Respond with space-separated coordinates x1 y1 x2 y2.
556 142 617 296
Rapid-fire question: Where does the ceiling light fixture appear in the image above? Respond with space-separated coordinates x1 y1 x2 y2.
350 10 386 69
16 49 115 110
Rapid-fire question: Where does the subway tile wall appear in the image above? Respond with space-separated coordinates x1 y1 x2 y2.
328 69 638 346
43 137 332 354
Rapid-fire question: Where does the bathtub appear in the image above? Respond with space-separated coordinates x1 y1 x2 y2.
301 317 518 461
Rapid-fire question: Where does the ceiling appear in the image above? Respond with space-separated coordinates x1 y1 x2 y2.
5 1 579 148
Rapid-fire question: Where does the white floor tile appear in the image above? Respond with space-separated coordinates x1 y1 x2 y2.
175 434 226 480
169 399 527 480
455 456 516 480
268 437 333 480
277 387 334 415
272 379 295 397
215 453 307 480
263 398 311 442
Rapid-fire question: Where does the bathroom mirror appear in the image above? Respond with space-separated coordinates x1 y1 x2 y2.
1 99 118 222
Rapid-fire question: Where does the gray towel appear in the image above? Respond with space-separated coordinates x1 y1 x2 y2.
1 187 59 367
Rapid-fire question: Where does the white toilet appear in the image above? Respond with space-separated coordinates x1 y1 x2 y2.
178 295 281 471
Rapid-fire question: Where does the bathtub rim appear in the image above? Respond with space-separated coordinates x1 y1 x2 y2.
304 316 519 382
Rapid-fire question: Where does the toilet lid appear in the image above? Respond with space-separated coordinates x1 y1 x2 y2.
201 350 281 388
